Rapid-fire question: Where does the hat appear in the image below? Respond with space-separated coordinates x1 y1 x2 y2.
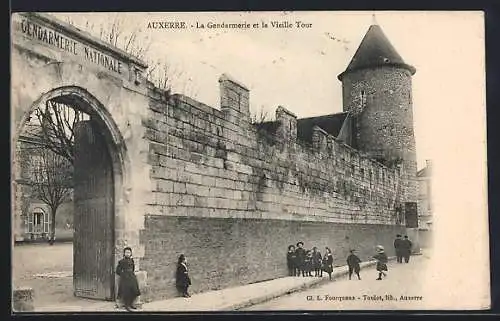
288 244 295 250
376 245 384 252
396 234 402 237
404 235 409 239
349 249 356 253
297 241 304 246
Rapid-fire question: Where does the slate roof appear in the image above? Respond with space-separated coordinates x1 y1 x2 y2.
254 120 280 136
296 112 349 144
338 24 416 80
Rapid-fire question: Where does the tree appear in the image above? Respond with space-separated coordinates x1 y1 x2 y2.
30 148 73 245
25 100 88 165
61 14 197 95
250 105 271 125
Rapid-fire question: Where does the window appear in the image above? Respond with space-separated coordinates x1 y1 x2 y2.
30 208 48 234
237 92 242 111
34 212 43 225
31 155 43 173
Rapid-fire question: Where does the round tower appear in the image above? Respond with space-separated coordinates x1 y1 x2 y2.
338 23 418 224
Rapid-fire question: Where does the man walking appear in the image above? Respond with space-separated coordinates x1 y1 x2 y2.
402 235 413 263
394 234 403 263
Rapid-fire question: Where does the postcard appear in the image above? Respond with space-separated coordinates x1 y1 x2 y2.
10 11 489 312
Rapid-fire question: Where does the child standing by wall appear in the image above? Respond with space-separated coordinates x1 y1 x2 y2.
373 245 388 280
116 247 141 311
322 247 334 280
312 247 323 277
176 254 192 298
305 250 313 277
346 249 362 280
286 245 297 276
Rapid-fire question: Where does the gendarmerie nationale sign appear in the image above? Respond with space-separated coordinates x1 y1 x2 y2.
15 15 126 75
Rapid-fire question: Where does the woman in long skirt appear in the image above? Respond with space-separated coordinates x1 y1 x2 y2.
116 247 141 311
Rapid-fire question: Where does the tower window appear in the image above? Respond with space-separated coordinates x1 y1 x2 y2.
237 93 242 111
360 90 366 106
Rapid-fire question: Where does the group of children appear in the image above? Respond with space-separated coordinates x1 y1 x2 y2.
286 242 390 282
114 243 390 311
286 242 335 280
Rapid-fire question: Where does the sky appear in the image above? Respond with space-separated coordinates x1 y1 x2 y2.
49 11 485 171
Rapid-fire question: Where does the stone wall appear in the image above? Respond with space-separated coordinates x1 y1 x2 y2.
139 76 408 300
140 215 405 301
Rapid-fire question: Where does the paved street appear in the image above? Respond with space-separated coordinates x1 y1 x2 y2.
12 243 77 307
244 251 432 310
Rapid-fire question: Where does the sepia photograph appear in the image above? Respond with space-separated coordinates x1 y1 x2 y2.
10 11 489 312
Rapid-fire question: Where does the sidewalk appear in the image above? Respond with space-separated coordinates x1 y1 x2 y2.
142 259 388 312
32 258 391 312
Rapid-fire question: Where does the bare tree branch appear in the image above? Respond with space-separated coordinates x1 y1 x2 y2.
250 105 271 125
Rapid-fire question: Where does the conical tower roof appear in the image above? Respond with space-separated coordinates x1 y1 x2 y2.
338 24 415 80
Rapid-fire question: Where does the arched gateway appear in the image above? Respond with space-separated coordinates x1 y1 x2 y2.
11 13 150 301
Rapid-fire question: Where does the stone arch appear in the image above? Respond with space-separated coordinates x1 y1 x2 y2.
12 85 131 300
12 86 130 205
13 86 129 173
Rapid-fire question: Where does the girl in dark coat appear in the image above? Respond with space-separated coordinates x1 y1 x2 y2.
373 245 388 280
116 247 141 311
346 249 362 280
286 245 298 276
176 254 191 298
322 247 334 280
312 247 323 277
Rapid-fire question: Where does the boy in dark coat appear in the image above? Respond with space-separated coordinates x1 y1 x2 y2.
346 249 362 280
176 254 192 298
312 247 323 277
287 245 298 276
373 245 388 280
295 242 307 277
116 247 141 311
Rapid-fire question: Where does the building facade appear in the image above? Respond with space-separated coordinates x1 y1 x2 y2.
418 160 433 230
11 13 419 302
13 120 73 241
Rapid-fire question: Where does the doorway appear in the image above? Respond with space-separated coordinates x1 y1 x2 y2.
12 87 122 303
